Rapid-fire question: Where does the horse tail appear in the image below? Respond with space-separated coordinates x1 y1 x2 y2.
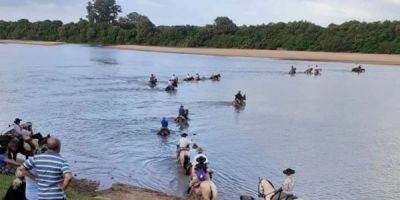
183 155 189 169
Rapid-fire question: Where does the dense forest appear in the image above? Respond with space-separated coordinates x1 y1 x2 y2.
0 0 400 54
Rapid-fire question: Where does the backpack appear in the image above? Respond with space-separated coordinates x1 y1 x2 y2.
196 167 206 181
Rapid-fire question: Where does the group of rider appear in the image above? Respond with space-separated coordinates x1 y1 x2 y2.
0 118 46 173
290 65 321 75
149 73 221 91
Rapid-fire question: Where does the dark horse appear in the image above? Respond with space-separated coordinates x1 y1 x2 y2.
158 128 170 136
165 85 176 92
172 79 178 87
352 66 365 73
210 74 221 81
184 77 194 81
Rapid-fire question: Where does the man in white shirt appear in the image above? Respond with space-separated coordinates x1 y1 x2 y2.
12 118 22 137
273 168 295 199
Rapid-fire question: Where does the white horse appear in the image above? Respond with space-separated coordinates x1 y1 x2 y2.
257 179 303 200
190 180 218 200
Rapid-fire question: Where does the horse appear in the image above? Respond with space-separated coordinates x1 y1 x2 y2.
232 95 246 107
257 179 303 200
314 69 321 76
304 68 313 75
149 79 157 87
352 66 365 73
172 79 178 87
158 128 170 136
1 133 50 160
177 147 190 170
210 74 221 81
190 180 218 200
288 67 296 75
184 77 195 81
165 85 176 92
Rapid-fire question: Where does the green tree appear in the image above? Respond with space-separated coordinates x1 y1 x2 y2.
86 0 121 24
213 17 238 35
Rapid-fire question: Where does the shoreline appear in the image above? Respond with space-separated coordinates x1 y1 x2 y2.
0 174 182 200
0 39 64 46
110 45 400 66
1 39 400 65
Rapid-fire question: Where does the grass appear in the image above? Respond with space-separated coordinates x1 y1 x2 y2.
0 174 97 200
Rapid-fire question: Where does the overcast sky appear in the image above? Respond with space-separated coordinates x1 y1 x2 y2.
0 0 399 26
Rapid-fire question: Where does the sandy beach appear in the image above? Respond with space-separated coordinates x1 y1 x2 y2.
95 184 183 200
111 45 400 66
0 39 64 46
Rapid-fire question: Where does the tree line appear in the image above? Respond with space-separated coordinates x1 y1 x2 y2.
0 0 400 54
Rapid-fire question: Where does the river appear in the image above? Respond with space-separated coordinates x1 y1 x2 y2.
0 44 399 200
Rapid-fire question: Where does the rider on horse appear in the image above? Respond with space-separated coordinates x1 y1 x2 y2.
187 154 211 194
176 133 191 158
272 168 296 200
235 91 246 104
149 74 157 83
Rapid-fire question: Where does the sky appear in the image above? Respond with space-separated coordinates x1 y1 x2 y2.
0 0 399 27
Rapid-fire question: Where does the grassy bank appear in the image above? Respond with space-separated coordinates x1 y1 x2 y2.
0 174 96 200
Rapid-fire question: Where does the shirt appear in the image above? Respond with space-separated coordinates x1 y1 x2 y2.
161 119 168 128
178 137 191 148
0 154 5 168
23 151 71 200
282 175 294 194
26 169 39 200
13 123 22 136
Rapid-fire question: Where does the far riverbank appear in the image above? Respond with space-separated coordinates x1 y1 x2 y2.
110 45 400 66
1 39 400 65
0 39 64 46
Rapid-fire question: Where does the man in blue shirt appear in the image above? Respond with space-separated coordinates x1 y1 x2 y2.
21 137 72 200
161 117 168 128
0 147 21 174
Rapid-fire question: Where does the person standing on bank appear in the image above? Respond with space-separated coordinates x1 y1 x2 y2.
21 137 72 200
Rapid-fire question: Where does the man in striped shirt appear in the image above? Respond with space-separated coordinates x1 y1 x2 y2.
21 137 72 200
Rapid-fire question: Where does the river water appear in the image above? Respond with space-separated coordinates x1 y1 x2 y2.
0 44 399 200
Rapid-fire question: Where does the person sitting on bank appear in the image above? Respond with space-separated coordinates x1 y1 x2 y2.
272 168 296 200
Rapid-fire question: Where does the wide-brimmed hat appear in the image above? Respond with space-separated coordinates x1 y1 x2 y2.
196 156 206 164
192 143 198 149
180 133 188 137
283 168 295 175
14 118 22 124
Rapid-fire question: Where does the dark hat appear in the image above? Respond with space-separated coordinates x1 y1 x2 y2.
14 118 22 124
283 168 295 175
180 133 188 137
192 143 198 149
196 156 207 164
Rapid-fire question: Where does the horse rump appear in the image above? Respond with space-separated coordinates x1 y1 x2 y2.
240 196 255 200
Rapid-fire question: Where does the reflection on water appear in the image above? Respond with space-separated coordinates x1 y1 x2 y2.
0 44 400 200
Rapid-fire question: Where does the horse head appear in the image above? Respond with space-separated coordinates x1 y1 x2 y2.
258 179 276 200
